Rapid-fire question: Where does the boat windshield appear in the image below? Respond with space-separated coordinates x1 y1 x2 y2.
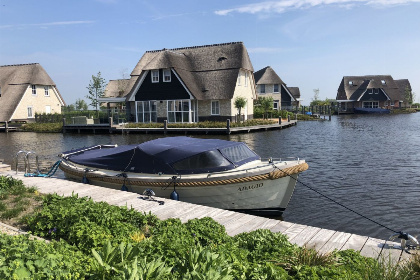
172 150 231 173
220 144 258 165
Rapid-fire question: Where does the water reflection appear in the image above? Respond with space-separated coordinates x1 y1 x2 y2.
1 113 419 240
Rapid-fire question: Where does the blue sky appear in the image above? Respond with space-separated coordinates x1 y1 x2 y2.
1 0 419 106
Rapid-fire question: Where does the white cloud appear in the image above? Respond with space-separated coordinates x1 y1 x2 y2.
0 21 95 29
215 0 420 15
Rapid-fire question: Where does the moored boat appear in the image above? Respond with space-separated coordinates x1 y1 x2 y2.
59 137 308 215
354 107 390 114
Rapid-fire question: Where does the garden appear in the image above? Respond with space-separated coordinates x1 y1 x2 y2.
0 176 418 279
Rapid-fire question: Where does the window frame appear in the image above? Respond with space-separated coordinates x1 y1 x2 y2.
27 106 34 118
259 84 266 94
211 100 220 115
44 86 50 96
167 99 191 123
151 70 159 83
237 70 241 86
163 69 171 82
31 85 37 95
273 84 279 93
244 72 248 87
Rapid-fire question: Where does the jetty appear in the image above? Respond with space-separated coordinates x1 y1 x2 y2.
0 170 414 264
62 118 297 134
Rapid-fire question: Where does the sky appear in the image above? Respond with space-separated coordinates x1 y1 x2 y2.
1 0 419 106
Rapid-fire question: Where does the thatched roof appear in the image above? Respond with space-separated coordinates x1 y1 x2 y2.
104 79 134 98
336 75 404 101
0 63 64 122
254 66 284 85
288 87 301 99
128 42 254 100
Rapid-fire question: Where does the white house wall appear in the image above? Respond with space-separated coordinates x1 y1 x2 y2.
10 85 63 121
231 69 255 117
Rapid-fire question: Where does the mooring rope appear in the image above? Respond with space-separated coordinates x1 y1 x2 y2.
273 165 400 234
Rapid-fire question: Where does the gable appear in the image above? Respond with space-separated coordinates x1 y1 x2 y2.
359 89 389 101
134 69 191 101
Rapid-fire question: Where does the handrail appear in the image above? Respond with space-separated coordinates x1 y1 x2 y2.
15 151 27 174
60 144 118 159
26 151 39 174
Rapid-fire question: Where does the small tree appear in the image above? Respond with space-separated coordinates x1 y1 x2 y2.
258 97 274 119
404 85 413 108
75 98 88 111
86 72 106 116
234 96 247 122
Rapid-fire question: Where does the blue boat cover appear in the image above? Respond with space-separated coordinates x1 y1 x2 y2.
63 137 260 174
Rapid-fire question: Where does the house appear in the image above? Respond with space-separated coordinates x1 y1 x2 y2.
254 66 299 110
100 42 256 123
288 87 302 108
336 75 413 113
0 63 66 122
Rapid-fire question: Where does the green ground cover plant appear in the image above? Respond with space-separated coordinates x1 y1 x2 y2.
21 122 63 133
0 176 418 279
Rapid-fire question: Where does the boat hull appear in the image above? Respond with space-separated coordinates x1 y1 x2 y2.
59 160 307 215
354 107 390 114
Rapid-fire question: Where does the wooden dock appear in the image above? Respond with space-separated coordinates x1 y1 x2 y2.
0 170 414 264
62 120 297 135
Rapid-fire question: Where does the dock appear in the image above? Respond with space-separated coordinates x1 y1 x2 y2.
62 119 297 134
0 170 414 264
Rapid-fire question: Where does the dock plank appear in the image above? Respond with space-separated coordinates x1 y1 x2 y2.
341 234 368 252
305 228 336 251
282 223 307 241
319 231 352 254
360 237 385 259
289 226 322 247
269 221 294 233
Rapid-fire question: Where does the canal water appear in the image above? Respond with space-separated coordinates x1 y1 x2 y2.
1 113 419 240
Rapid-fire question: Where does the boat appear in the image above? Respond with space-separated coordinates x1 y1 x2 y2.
354 107 390 114
59 136 308 215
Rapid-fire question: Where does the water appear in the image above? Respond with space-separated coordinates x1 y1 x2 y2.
1 114 419 240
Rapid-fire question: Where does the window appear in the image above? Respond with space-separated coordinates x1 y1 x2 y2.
237 71 241 85
244 72 248 87
259 84 266 94
363 101 379 108
44 86 50 96
273 84 279 93
136 101 157 123
163 69 171 82
27 106 33 118
151 70 159 83
32 85 36 95
211 100 220 115
168 100 191 123
374 89 379 94
368 89 373 94
45 105 51 114
349 81 353 85
273 101 279 110
381 80 386 85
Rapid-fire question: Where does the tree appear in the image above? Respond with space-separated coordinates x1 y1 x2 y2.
86 72 106 116
404 85 413 108
75 98 88 111
234 96 247 122
258 97 273 119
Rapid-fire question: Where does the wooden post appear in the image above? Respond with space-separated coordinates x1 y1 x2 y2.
278 117 282 125
287 115 290 122
226 119 231 134
164 120 167 134
109 117 113 134
329 106 332 121
5 121 8 133
62 118 66 133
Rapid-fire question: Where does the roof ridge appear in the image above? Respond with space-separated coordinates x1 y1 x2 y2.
0 63 39 68
146 42 243 53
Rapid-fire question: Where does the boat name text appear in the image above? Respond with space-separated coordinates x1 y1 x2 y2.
238 183 263 192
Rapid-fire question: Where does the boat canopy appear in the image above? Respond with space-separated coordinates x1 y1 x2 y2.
62 137 260 175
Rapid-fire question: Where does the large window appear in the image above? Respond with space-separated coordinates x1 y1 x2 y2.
163 69 171 82
168 100 191 123
151 70 159 83
136 101 157 123
211 100 220 115
363 101 379 108
244 72 248 87
27 106 33 118
31 85 36 95
44 86 50 96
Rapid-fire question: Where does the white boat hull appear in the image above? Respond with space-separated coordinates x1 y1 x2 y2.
59 159 307 215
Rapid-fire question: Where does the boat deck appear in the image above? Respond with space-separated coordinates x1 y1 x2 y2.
0 170 415 264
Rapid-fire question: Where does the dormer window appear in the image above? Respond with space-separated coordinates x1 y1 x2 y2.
151 70 159 83
163 69 171 82
349 81 353 85
44 86 50 96
381 80 386 85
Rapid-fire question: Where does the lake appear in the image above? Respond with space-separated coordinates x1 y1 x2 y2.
1 113 419 240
